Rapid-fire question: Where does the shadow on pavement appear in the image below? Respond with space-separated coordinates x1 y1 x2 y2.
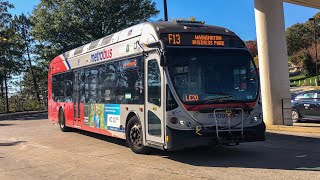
75 129 127 147
67 129 320 171
0 123 14 127
155 132 320 171
0 141 26 146
0 112 48 121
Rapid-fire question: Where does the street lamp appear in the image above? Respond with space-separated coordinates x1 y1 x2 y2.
163 0 168 21
309 17 319 86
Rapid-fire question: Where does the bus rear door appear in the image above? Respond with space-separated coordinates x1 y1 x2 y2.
73 71 81 128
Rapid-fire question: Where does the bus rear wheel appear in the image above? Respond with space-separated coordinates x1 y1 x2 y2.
126 116 150 154
59 109 70 132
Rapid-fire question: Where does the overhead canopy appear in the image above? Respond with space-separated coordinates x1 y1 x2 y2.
285 0 320 9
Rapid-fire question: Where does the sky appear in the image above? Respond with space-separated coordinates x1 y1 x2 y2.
8 0 320 41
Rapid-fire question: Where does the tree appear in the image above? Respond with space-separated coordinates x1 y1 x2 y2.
301 52 316 77
245 40 258 57
31 0 159 61
286 23 313 56
304 12 320 43
0 1 25 112
0 0 14 99
253 55 259 68
14 14 41 102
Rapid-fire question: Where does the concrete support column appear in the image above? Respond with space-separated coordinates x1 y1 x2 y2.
254 0 292 125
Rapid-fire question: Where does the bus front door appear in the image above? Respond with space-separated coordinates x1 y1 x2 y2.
73 71 81 128
145 56 165 147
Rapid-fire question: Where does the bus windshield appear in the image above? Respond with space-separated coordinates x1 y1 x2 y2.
167 48 259 105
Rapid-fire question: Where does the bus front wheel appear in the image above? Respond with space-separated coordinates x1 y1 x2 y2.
59 109 70 132
126 116 150 154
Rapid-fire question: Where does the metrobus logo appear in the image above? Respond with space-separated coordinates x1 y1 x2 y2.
91 48 112 62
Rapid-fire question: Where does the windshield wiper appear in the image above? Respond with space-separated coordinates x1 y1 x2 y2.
204 92 232 96
201 95 235 104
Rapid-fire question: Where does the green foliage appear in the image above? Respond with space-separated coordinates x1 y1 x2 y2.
286 23 312 56
0 0 14 26
290 75 319 87
290 75 306 82
301 52 316 77
286 12 320 56
31 0 159 60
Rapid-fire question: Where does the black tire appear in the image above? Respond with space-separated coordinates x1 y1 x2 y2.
58 109 71 132
126 116 150 154
292 110 300 123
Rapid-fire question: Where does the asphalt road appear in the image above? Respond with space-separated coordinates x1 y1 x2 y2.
0 112 320 180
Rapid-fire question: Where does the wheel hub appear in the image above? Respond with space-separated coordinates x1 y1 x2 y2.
292 111 298 120
130 124 142 147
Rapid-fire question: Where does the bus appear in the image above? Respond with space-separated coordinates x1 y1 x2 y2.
48 20 265 154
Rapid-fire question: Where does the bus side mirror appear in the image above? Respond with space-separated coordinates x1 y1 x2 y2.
145 41 161 48
160 54 167 67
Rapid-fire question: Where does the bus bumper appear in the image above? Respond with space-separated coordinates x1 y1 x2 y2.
165 122 266 150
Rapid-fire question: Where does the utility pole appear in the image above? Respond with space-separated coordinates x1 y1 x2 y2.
163 0 168 21
309 18 319 86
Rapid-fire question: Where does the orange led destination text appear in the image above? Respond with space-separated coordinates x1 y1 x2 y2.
168 34 181 45
186 95 199 101
192 35 225 46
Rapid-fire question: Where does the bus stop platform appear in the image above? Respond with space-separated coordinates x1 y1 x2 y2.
267 122 320 133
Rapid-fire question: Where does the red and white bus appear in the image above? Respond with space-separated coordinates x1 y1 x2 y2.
48 20 265 154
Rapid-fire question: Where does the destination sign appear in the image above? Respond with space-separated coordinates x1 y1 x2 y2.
161 33 245 48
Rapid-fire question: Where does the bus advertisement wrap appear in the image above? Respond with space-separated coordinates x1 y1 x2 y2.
84 104 121 132
104 104 121 132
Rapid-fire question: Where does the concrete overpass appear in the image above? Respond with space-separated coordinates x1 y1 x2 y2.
254 0 320 126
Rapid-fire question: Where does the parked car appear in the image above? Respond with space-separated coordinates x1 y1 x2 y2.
291 90 320 123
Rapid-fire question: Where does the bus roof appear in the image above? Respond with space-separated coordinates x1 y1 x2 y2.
60 21 236 60
49 21 242 74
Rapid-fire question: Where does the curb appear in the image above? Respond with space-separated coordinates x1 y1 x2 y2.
0 111 48 120
267 125 320 133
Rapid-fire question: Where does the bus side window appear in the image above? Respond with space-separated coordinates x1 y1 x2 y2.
100 63 117 103
148 60 161 106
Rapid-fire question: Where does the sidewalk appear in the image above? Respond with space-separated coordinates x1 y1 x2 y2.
267 123 320 133
290 86 316 93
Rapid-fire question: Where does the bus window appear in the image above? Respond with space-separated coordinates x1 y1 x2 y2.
148 60 161 106
116 57 144 104
148 111 161 136
100 63 117 103
52 72 73 102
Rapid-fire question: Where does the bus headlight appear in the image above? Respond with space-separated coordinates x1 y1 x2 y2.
179 120 185 126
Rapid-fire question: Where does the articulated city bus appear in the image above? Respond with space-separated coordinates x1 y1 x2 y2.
48 20 265 154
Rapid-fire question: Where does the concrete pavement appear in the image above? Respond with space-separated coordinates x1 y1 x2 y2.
0 112 319 180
